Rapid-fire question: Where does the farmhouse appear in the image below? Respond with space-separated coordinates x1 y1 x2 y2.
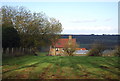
49 35 87 56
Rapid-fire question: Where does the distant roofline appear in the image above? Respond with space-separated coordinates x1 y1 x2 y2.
58 38 76 39
59 33 120 35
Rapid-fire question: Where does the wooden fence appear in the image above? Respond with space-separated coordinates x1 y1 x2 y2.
2 47 32 56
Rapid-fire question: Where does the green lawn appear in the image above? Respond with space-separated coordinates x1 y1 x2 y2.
2 54 119 79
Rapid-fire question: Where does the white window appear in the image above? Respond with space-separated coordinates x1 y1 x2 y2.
56 48 59 51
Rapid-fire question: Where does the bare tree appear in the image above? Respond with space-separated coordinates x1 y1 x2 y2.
114 46 120 57
88 42 106 56
64 41 78 56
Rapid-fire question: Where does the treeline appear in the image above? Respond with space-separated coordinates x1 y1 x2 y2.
87 43 120 56
61 35 119 49
2 6 62 56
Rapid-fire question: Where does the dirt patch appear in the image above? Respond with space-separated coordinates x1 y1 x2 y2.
52 66 66 79
39 64 67 79
2 65 18 73
80 74 89 77
100 65 110 69
15 74 29 79
39 64 52 79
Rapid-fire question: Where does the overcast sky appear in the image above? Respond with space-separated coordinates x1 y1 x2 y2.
1 2 118 34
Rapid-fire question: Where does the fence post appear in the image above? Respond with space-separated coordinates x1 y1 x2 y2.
6 48 9 54
12 48 14 55
3 48 6 54
23 48 24 55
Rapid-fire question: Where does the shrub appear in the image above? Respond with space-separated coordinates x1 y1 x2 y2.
114 46 120 57
64 42 79 56
87 42 105 56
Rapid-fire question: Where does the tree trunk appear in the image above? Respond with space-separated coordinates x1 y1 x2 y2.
3 48 7 54
9 47 12 55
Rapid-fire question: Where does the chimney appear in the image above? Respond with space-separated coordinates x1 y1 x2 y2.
69 35 72 39
68 35 72 45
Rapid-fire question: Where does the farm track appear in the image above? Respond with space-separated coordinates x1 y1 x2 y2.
39 57 67 79
53 64 66 79
39 64 52 79
39 57 66 79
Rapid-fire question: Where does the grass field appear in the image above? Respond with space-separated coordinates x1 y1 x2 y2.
2 53 119 79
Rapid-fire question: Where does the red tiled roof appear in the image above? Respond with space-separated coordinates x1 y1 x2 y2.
54 39 76 48
76 48 86 50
